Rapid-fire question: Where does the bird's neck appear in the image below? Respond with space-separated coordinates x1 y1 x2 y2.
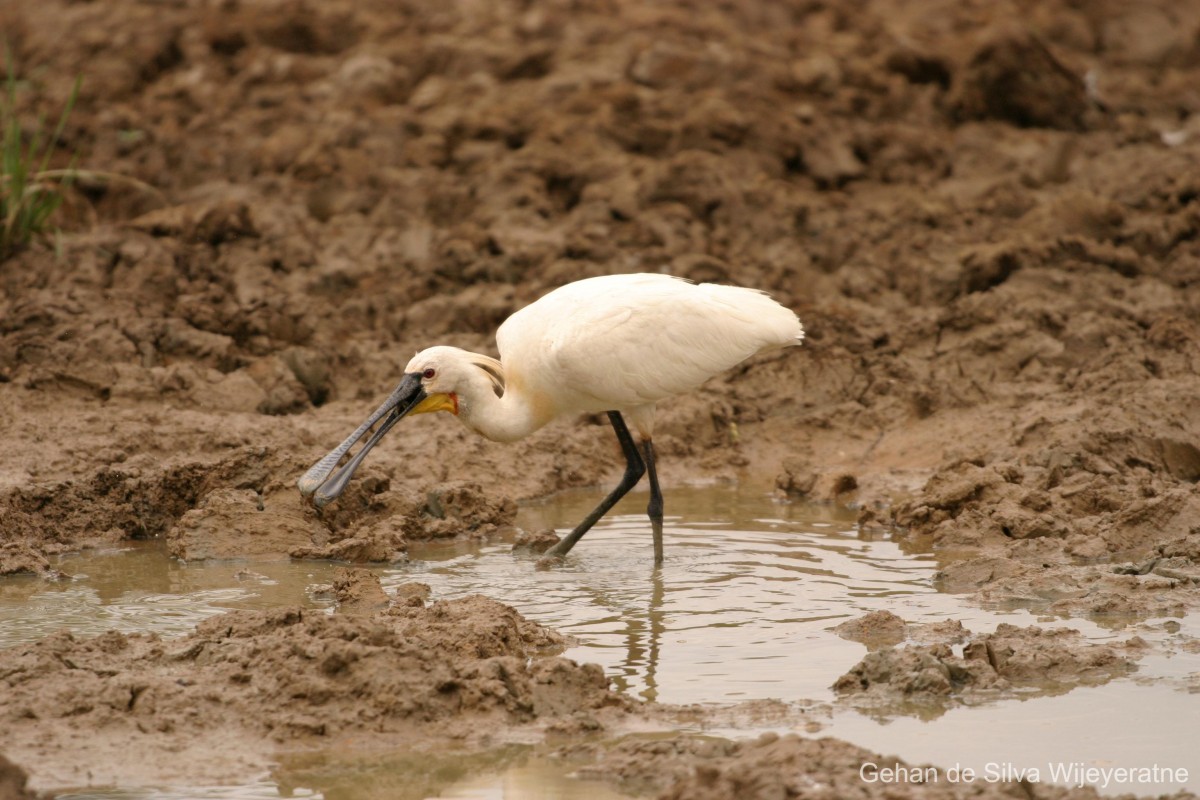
457 373 551 444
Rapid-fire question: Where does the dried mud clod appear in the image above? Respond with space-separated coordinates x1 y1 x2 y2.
951 27 1091 130
512 528 561 554
386 594 571 660
330 567 390 615
0 543 53 579
390 581 432 608
834 623 1142 712
932 544 1200 618
1123 532 1200 578
833 610 907 649
168 487 325 561
290 480 518 564
420 481 518 539
0 448 279 569
894 441 1200 564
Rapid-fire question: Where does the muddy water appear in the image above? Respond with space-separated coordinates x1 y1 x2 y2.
0 547 341 648
407 486 923 705
412 488 1200 798
55 751 628 800
4 486 1197 798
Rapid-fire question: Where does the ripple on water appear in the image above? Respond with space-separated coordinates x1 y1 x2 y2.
396 486 947 704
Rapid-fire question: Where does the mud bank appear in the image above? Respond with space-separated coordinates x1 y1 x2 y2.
834 620 1144 711
0 591 625 787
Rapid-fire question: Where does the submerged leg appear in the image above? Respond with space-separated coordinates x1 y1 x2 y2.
642 439 664 565
546 411 645 559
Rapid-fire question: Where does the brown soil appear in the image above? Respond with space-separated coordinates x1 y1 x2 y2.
834 609 910 649
0 590 621 787
833 610 971 650
834 621 1145 714
2 0 1199 793
0 755 45 800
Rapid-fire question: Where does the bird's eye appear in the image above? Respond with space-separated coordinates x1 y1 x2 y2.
422 368 436 380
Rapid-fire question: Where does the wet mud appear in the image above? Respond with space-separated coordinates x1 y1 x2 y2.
1 0 1199 793
0 754 46 800
834 620 1144 712
0 587 619 787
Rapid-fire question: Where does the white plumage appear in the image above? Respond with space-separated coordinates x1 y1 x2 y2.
299 273 804 563
498 274 803 437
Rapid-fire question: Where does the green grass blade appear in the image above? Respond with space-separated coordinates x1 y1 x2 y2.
0 46 84 261
37 75 80 176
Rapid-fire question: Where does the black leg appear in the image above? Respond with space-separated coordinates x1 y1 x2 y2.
546 412 645 559
642 439 664 564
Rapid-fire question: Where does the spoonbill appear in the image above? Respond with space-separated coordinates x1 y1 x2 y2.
298 273 804 563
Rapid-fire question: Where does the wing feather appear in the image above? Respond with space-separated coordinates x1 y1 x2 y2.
497 274 802 412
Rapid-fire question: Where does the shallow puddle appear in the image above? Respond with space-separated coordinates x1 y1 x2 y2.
5 486 1198 798
409 486 936 705
0 545 341 648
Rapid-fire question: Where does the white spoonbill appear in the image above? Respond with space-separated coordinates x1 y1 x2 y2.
297 273 804 563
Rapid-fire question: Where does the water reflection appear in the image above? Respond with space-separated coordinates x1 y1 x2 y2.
56 747 637 800
0 545 341 649
271 747 632 800
606 564 666 702
400 486 940 704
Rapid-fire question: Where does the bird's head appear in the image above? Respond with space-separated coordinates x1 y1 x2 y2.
400 346 504 412
296 346 504 507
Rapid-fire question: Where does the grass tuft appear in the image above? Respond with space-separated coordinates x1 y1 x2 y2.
1 48 81 262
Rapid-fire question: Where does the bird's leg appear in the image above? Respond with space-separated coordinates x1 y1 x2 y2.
545 411 645 559
641 439 664 565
